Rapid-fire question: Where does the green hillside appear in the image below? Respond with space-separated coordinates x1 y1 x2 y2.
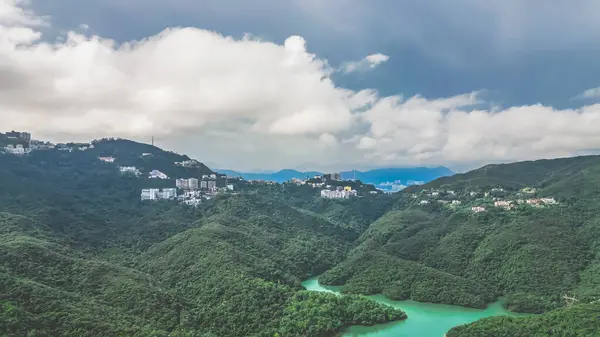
321 155 600 314
0 142 405 336
447 303 600 337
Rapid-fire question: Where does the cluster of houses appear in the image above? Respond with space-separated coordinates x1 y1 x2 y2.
285 173 364 199
415 187 558 213
142 173 233 207
2 131 57 155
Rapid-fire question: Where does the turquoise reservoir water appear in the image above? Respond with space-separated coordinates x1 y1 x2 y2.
302 277 527 337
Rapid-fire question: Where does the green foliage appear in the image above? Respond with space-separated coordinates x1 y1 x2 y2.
322 155 600 317
447 304 600 337
0 144 404 337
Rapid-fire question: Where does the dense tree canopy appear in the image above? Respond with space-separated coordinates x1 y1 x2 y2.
0 141 405 337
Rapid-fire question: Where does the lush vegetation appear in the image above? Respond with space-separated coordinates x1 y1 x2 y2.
447 303 600 337
321 155 600 315
0 140 405 337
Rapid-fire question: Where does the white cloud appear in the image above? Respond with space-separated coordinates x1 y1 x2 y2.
2 1 600 171
0 2 373 139
356 93 600 166
576 87 600 99
341 53 389 73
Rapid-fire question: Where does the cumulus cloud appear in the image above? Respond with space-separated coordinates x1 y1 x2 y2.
0 1 376 138
3 1 600 171
341 53 389 73
355 92 600 166
576 87 600 99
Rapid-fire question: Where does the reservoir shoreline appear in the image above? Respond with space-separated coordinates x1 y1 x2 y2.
302 277 528 336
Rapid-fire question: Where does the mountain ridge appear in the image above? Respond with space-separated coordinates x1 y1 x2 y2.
216 166 454 186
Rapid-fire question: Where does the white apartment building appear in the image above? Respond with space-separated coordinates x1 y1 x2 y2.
149 170 168 179
160 188 177 199
176 178 190 189
451 200 462 205
207 180 216 191
420 200 430 205
188 178 199 189
209 174 217 179
141 188 160 201
200 180 208 189
98 157 115 163
320 189 357 199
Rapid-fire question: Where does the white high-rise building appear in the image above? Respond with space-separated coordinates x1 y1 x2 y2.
176 178 190 189
200 180 208 189
160 188 177 199
207 180 216 191
188 178 199 189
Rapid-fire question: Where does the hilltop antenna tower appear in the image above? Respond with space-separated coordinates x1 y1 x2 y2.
151 136 154 146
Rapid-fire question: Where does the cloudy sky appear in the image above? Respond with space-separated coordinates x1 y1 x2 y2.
2 0 600 171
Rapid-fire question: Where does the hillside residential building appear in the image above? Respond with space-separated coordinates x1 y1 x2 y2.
200 180 208 189
188 178 199 189
210 173 217 179
141 188 177 201
451 200 462 205
149 170 168 179
540 197 557 205
160 188 177 199
4 144 29 155
141 153 152 157
469 191 479 197
141 189 160 201
98 156 115 163
119 166 141 176
472 206 486 213
420 200 430 205
176 178 190 189
175 159 200 167
226 184 234 191
184 198 202 207
430 191 440 196
6 131 31 141
494 200 512 209
207 180 217 191
321 189 357 199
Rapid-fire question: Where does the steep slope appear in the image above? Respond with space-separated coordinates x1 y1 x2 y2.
321 155 600 314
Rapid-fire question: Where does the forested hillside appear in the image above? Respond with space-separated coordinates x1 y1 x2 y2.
0 140 405 336
321 155 600 315
447 303 600 337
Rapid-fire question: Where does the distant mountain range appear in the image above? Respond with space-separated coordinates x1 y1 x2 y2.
216 167 454 188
